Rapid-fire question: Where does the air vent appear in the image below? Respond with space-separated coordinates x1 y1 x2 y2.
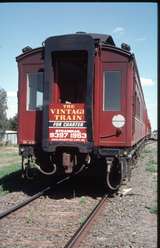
121 43 131 52
76 31 86 34
22 46 32 53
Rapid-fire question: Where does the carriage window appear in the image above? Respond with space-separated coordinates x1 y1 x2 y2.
103 71 121 111
135 93 140 119
27 72 44 110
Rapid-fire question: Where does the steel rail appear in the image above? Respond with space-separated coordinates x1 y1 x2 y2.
64 194 108 248
145 138 157 144
0 176 70 220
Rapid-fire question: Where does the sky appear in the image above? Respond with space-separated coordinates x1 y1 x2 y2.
0 2 157 130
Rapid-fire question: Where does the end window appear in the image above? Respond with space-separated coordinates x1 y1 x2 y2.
103 71 121 111
27 71 44 111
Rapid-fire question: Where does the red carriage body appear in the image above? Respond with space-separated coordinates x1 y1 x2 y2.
16 33 151 187
17 34 150 150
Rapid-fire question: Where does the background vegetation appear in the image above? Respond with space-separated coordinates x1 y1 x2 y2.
0 87 17 132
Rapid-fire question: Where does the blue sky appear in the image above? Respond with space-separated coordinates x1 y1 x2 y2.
0 2 157 130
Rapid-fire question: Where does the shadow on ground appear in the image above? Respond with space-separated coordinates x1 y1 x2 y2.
0 169 49 196
0 163 110 199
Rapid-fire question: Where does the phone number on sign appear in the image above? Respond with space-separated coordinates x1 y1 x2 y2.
49 132 87 139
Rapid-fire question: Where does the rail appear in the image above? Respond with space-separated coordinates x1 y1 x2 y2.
64 194 108 248
0 176 70 220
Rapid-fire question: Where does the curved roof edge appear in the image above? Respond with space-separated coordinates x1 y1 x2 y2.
79 32 115 46
16 47 43 62
102 44 132 57
45 32 115 46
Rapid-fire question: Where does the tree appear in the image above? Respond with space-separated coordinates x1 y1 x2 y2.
0 87 8 132
7 113 18 131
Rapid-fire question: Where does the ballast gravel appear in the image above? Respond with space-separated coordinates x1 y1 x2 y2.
79 141 157 248
0 141 157 248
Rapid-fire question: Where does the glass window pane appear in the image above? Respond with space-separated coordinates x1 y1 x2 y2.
36 91 43 108
37 72 43 92
28 74 37 110
103 71 121 111
27 72 44 110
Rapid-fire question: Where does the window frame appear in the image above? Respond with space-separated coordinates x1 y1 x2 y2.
26 71 44 111
103 70 122 112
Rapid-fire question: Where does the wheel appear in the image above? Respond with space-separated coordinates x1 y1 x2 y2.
106 157 123 191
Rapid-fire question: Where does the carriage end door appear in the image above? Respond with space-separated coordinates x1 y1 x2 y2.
99 62 127 146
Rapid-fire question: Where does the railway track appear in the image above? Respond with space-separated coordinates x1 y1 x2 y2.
0 140 154 246
63 139 156 248
64 194 108 248
0 176 70 220
145 138 157 145
0 173 109 248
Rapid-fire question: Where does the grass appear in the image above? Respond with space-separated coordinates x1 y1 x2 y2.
146 160 157 173
0 163 20 179
140 154 145 159
140 146 153 159
142 146 157 173
142 145 157 216
0 152 19 158
0 185 9 196
143 149 152 154
0 163 20 196
79 196 86 205
26 210 33 224
79 216 85 225
145 204 157 215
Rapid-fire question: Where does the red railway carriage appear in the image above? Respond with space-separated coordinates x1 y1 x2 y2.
16 33 151 189
16 47 44 145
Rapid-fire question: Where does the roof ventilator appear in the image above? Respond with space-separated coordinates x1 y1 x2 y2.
22 46 32 53
121 43 131 52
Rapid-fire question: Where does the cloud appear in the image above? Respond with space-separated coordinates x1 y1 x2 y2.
6 91 17 118
146 103 157 130
6 95 17 119
7 91 17 97
112 27 125 35
140 77 155 87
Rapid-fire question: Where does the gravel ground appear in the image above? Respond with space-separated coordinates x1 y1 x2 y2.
79 141 157 248
0 177 101 248
0 191 28 212
0 195 100 248
0 141 157 248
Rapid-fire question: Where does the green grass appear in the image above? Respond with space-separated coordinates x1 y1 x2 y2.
0 152 19 158
0 164 20 179
145 204 157 215
143 149 152 154
140 154 145 159
79 196 86 205
0 163 20 196
26 210 33 224
0 185 9 196
141 148 152 159
146 161 157 173
79 216 85 225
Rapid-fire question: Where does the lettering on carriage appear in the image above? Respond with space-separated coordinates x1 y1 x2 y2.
48 103 87 142
50 108 84 121
50 122 84 127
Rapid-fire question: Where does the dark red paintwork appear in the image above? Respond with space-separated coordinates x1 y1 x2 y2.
16 41 151 149
17 48 44 144
93 46 150 148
